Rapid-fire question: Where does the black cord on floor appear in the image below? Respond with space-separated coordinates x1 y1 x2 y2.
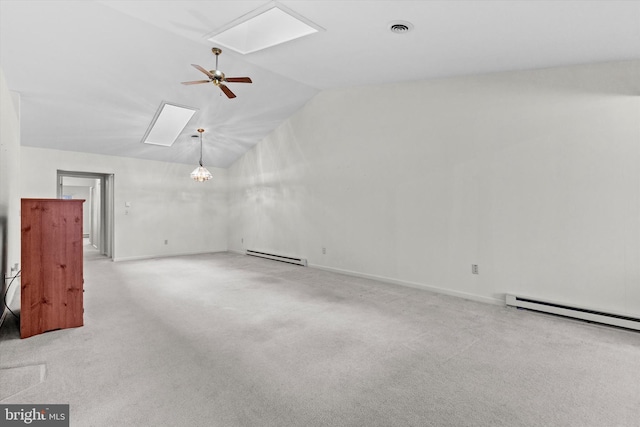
3 270 21 319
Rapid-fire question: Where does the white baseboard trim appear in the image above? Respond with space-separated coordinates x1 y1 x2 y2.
113 250 227 262
228 251 501 306
308 263 503 306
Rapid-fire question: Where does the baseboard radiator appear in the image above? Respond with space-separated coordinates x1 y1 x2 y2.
506 294 640 331
246 249 308 267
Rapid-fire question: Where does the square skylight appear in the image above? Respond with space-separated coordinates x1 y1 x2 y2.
141 102 198 147
206 2 323 54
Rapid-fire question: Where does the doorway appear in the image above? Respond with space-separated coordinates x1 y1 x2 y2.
57 171 114 259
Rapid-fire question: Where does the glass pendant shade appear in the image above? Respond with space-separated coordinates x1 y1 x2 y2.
191 165 213 182
192 128 212 182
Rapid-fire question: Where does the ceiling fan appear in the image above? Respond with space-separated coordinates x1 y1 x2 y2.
181 47 252 99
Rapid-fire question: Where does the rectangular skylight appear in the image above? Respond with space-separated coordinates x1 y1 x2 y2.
206 2 323 54
141 102 198 147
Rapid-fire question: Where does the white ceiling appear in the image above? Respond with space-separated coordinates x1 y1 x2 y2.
1 1 639 168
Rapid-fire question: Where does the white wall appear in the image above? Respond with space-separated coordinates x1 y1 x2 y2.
227 60 640 316
62 184 92 235
0 68 21 321
21 147 228 261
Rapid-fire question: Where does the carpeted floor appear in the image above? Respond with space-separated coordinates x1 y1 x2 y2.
1 247 639 426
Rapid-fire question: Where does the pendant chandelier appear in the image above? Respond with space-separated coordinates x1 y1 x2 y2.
190 128 213 182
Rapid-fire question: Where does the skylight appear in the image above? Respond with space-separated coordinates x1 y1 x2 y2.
142 102 198 147
206 2 323 54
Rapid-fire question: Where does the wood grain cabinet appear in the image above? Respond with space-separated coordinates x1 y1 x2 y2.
21 198 85 339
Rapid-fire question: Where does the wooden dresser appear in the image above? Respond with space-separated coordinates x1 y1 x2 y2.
21 198 85 339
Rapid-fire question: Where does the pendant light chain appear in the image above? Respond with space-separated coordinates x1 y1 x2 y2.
198 128 204 166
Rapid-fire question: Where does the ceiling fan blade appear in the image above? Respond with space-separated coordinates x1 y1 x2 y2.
219 84 236 99
191 64 215 79
225 77 252 83
181 80 211 85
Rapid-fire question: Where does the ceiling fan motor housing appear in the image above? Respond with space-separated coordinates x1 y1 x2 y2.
211 69 225 85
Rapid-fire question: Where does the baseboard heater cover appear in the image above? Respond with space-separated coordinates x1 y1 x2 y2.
246 250 307 266
506 294 640 331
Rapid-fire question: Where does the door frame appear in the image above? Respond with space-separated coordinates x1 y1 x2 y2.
57 170 114 259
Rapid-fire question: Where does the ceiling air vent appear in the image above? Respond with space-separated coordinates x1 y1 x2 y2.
389 21 413 34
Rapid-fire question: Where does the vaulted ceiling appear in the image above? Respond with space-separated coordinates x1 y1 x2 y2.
1 1 638 168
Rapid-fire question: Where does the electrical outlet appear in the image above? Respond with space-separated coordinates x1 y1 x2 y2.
6 263 19 279
322 247 326 254
164 240 168 245
471 264 479 274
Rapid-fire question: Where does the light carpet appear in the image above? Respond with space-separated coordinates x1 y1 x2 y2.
1 248 639 426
